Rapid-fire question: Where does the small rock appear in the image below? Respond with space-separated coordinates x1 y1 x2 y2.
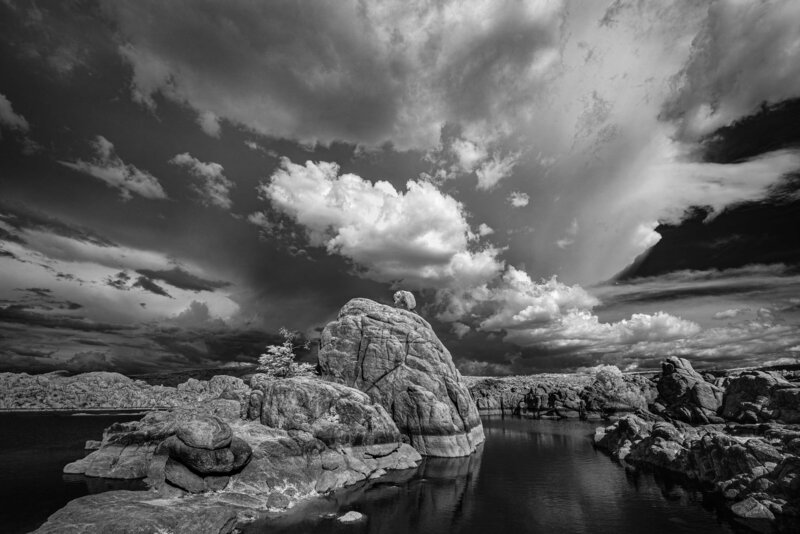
337 511 365 523
392 290 416 311
731 496 775 520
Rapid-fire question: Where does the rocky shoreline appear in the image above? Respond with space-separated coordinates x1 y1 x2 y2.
593 357 800 529
27 297 484 534
5 300 800 532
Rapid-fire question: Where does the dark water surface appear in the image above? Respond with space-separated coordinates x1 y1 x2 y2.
0 413 763 534
0 412 146 533
245 416 744 534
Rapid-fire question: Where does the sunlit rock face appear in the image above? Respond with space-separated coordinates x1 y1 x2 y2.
319 298 484 457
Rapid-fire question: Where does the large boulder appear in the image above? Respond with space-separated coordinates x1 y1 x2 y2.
654 356 724 424
319 298 484 457
251 377 402 447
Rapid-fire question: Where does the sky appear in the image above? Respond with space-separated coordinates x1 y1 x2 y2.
1 0 800 376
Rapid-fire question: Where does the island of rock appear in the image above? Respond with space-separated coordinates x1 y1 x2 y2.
319 298 484 457
30 296 483 533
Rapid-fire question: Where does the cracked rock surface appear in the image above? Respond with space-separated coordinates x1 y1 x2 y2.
319 298 484 457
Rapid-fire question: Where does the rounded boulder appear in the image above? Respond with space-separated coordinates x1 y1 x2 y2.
176 416 232 450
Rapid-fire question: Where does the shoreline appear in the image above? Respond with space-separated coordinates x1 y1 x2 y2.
0 408 165 414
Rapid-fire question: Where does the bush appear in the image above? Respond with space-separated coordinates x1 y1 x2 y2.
257 327 316 379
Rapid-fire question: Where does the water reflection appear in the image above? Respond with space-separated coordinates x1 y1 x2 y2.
245 416 755 534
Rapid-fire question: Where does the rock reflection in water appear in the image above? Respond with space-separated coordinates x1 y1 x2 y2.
245 416 748 534
244 450 482 534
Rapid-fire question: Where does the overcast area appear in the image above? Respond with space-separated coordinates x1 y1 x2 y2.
1 0 800 375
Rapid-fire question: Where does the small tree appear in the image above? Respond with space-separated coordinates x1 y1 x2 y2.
257 327 316 379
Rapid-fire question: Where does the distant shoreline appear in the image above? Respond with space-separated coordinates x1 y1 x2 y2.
0 408 163 414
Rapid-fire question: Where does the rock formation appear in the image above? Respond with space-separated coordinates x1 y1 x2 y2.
465 372 656 417
722 371 800 424
42 372 423 533
593 358 800 526
318 298 484 457
650 356 725 424
0 371 251 411
594 414 800 522
393 290 416 311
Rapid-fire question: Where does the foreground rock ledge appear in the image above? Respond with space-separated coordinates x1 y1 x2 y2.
319 298 485 457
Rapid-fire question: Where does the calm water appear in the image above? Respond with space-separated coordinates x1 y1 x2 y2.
0 413 771 534
0 412 147 533
245 416 749 534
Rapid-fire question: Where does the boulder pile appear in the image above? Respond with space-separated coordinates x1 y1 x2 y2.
594 356 800 526
160 416 252 493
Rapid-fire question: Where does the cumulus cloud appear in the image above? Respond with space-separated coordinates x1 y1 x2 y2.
508 192 529 208
169 152 234 209
60 136 167 200
171 300 226 329
0 93 30 134
99 1 800 285
255 158 503 289
196 111 221 138
436 264 712 368
476 223 494 237
476 152 519 190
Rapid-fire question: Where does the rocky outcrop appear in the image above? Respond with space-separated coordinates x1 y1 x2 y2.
63 399 242 479
45 375 422 533
465 372 656 417
319 298 484 457
651 356 725 424
722 371 800 424
250 377 403 447
594 414 800 522
32 490 241 534
0 371 250 411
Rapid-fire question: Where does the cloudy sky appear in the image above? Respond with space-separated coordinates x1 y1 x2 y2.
2 0 800 375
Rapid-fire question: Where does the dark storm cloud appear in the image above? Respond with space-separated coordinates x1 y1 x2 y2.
0 202 116 247
101 0 564 150
136 267 229 292
0 305 132 334
132 275 172 299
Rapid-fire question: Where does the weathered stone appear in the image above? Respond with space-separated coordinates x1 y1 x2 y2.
393 290 416 310
176 416 233 450
164 435 252 475
63 443 156 479
731 496 775 520
319 298 484 457
165 457 206 493
31 490 239 534
257 376 403 447
656 357 723 424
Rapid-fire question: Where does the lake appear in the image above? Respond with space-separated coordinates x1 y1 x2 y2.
0 412 147 533
0 413 761 533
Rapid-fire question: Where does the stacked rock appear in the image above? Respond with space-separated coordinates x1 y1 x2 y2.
160 416 252 493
